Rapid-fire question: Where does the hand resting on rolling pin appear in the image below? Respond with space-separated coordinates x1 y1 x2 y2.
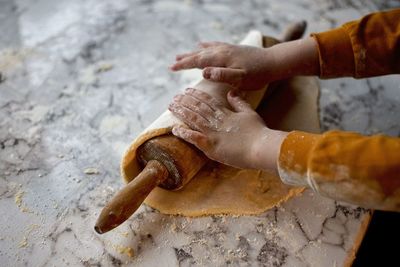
169 88 288 174
170 35 318 91
169 10 400 213
95 23 311 234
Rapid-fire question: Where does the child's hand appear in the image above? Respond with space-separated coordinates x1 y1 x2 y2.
168 88 287 172
170 42 275 91
170 37 320 91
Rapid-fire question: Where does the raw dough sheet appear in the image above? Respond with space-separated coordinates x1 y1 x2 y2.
121 31 320 216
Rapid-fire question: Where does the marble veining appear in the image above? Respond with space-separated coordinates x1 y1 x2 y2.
0 0 399 266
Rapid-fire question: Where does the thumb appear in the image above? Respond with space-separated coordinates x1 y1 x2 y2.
203 67 245 88
227 90 253 112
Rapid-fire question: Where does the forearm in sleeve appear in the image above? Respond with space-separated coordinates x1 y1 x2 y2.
311 9 400 78
278 130 400 211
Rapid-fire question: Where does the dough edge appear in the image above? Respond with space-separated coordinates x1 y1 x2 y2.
120 31 311 217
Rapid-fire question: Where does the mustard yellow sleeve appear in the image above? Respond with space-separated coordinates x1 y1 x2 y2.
278 131 400 211
311 9 400 78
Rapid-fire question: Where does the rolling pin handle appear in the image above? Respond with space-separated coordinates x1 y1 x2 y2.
94 160 169 234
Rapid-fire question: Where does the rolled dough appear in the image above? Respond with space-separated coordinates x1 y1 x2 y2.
121 31 320 216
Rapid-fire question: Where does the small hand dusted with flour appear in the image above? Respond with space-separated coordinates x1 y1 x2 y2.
169 88 287 172
170 42 276 90
170 38 319 90
170 9 400 211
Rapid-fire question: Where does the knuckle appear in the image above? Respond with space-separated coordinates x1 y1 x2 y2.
169 103 179 112
188 112 197 121
225 45 234 55
212 69 223 80
217 46 228 57
190 115 202 126
193 89 212 101
199 56 210 67
191 55 201 66
192 100 203 112
199 102 209 111
193 98 201 107
185 87 195 94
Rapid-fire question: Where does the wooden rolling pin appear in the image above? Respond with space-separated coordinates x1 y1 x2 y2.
94 135 207 234
94 22 307 234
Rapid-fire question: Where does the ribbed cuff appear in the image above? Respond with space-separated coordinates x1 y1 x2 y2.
311 27 355 78
277 131 320 187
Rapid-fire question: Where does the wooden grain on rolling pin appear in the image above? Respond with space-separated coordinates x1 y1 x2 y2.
94 135 207 234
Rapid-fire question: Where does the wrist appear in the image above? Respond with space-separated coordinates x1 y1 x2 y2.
250 128 288 173
269 37 320 79
259 48 280 82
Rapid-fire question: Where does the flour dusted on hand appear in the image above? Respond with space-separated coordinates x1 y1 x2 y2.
120 32 320 216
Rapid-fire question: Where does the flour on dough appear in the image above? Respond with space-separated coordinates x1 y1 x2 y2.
121 31 320 216
122 75 319 216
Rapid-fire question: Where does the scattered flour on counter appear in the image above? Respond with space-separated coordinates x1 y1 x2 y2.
84 168 100 175
26 224 40 235
79 68 97 85
14 190 31 213
170 222 177 233
18 236 28 248
0 48 32 73
79 61 114 84
99 115 129 135
95 62 114 73
16 105 49 124
210 21 223 30
114 245 135 258
120 231 130 237
104 240 135 259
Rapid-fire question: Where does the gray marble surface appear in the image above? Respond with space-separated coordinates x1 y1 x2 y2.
0 0 399 266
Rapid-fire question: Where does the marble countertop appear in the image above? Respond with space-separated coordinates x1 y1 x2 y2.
1 0 399 266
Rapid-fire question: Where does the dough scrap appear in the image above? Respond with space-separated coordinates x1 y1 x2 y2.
121 31 320 216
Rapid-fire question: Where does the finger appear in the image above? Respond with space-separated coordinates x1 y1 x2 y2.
172 126 209 151
168 102 209 131
175 50 201 61
170 52 215 71
184 88 225 112
203 67 245 88
227 90 253 112
173 94 215 121
198 41 224 48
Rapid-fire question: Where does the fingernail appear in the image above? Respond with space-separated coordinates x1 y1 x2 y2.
173 126 185 137
203 69 211 79
173 95 182 101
